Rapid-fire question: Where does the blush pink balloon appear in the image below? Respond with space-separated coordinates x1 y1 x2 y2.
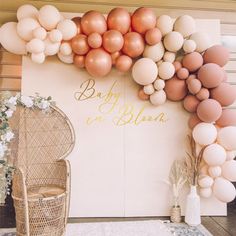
145 28 162 45
107 8 131 34
85 48 112 77
131 7 156 34
173 61 182 72
210 82 236 107
71 17 82 34
188 79 202 95
186 74 197 85
164 76 188 101
188 113 202 129
74 54 85 68
216 109 236 127
138 88 150 100
182 52 203 72
71 34 90 55
177 68 189 80
122 32 145 58
102 30 124 53
197 99 222 123
115 55 133 72
196 88 210 101
87 32 102 48
81 11 107 35
183 95 200 113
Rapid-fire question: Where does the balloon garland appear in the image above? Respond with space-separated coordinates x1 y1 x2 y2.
0 4 236 203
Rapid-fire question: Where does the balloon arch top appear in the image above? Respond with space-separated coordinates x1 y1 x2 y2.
1 4 236 203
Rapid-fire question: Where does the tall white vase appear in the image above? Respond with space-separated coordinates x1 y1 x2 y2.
185 185 201 226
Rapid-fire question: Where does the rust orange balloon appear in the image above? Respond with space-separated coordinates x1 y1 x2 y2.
102 30 124 53
71 16 82 34
111 51 121 65
122 32 144 58
107 8 131 34
131 7 156 34
87 32 102 48
115 55 133 72
85 48 112 77
74 55 85 68
138 88 149 100
81 11 107 35
71 34 90 55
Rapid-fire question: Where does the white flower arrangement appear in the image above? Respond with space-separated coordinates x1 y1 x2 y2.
0 92 55 204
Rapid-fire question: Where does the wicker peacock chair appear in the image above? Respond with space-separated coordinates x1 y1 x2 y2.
9 104 75 236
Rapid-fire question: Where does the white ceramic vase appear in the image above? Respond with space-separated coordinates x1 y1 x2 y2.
185 185 201 226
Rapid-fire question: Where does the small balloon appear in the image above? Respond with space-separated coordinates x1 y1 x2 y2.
145 28 162 45
115 55 133 72
87 32 102 49
138 88 150 100
74 55 85 68
71 34 90 55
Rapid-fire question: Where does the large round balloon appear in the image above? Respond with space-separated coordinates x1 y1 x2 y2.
143 42 165 62
222 160 236 182
190 32 211 53
131 7 156 34
164 76 188 101
102 30 124 53
132 58 158 85
122 32 145 58
81 11 107 35
203 45 229 67
197 99 222 123
107 8 131 34
192 122 217 146
216 109 236 127
217 126 236 151
182 52 203 72
197 63 224 88
17 4 38 20
0 22 27 55
203 143 226 166
174 15 196 38
56 19 77 40
210 82 236 107
71 34 90 55
85 48 112 77
213 177 236 203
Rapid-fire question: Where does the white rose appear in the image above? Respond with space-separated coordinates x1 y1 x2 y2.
0 143 5 158
6 96 17 106
1 131 14 142
38 100 50 110
5 109 14 118
20 96 33 108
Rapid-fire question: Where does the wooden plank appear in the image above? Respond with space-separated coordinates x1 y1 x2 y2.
0 65 22 78
222 36 236 52
221 23 236 36
226 73 236 84
224 61 236 72
0 77 21 91
0 51 22 65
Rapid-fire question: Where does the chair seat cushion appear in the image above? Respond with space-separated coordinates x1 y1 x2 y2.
27 185 65 199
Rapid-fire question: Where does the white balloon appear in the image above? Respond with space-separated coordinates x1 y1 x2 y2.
17 17 40 41
213 177 236 203
163 51 176 63
158 61 175 80
198 175 214 188
154 79 165 90
44 37 60 56
26 38 45 53
132 58 158 86
199 188 212 198
164 31 184 52
150 90 166 106
49 29 63 43
222 160 236 182
57 19 77 40
183 40 196 53
0 22 27 55
226 151 235 161
208 166 222 178
143 42 165 62
192 123 217 146
156 15 173 36
38 5 61 30
57 52 74 64
203 143 226 166
190 32 212 53
59 42 72 56
174 15 196 38
31 52 45 64
17 4 38 21
217 126 236 151
33 27 47 40
143 84 155 95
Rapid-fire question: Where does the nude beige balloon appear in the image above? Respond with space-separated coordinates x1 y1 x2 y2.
107 8 131 34
74 54 85 68
87 32 102 48
85 48 112 77
103 30 124 53
81 10 107 35
71 17 82 34
116 55 133 72
122 32 145 58
71 34 90 55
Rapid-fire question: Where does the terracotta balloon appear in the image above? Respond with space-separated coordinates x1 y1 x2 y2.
196 88 210 101
145 28 162 45
116 55 133 72
102 30 124 53
210 82 236 107
73 54 85 68
197 99 222 123
198 63 224 88
122 32 145 58
188 79 202 95
182 52 203 72
173 61 182 72
85 48 112 77
186 74 197 85
138 88 150 100
183 95 200 113
216 109 236 127
81 11 107 35
177 68 189 80
71 34 90 55
71 17 82 34
107 8 131 34
203 45 229 67
111 51 121 65
164 76 188 101
87 32 102 48
131 7 156 34
188 113 202 129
